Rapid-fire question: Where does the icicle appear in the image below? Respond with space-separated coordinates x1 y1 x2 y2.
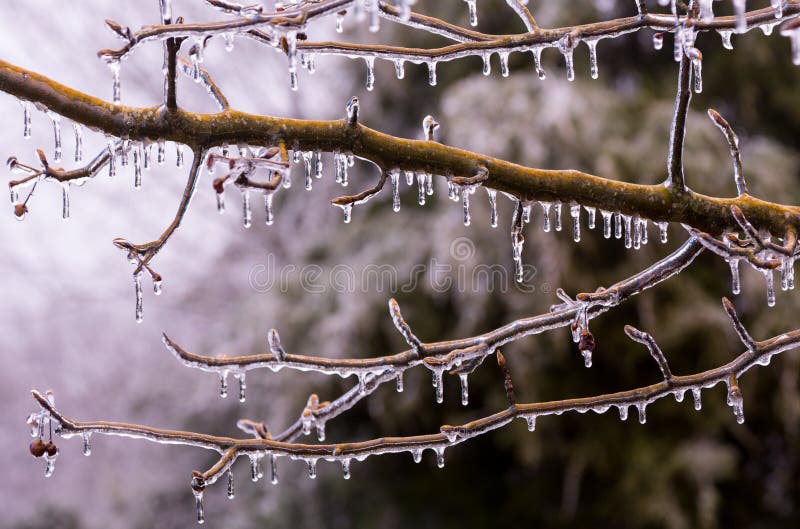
733 0 747 33
153 276 162 296
161 0 172 22
316 421 326 442
59 184 70 220
656 221 668 243
396 371 404 392
412 449 422 463
428 62 437 86
585 206 596 229
761 22 776 36
640 218 648 245
459 373 469 406
299 151 312 190
465 0 478 26
719 30 733 50
525 415 536 432
120 139 129 167
44 450 58 478
601 210 612 238
21 100 31 139
482 53 491 75
433 369 443 404
312 151 322 180
532 47 546 80
698 0 714 21
772 0 784 18
540 202 551 232
633 215 642 249
73 123 83 162
637 403 647 424
143 143 152 170
157 140 166 165
554 202 562 231
131 143 142 188
587 40 598 79
765 269 775 307
109 60 121 104
368 0 380 31
341 459 351 479
219 371 228 398
82 432 92 456
487 188 498 227
250 455 259 482
462 186 471 226
216 192 225 214
335 11 344 32
653 32 664 50
394 59 405 79
425 172 433 195
691 50 703 93
270 454 279 484
47 112 62 162
307 459 317 479
176 144 184 168
338 203 353 223
227 470 235 499
435 447 445 468
365 57 375 91
391 171 400 212
727 384 745 424
236 372 246 402
264 193 274 226
558 35 577 81
618 405 628 421
499 52 510 77
623 214 632 248
570 204 581 242
614 212 622 239
134 273 143 323
692 388 702 410
285 30 298 91
729 258 741 295
241 189 251 228
223 32 235 52
783 24 800 65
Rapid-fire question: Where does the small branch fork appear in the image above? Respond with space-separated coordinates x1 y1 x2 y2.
30 298 799 496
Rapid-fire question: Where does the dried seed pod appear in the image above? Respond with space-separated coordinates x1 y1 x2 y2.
44 441 58 457
29 439 47 458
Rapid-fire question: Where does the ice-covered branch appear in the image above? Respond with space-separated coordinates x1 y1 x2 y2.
624 325 673 382
707 109 746 195
666 52 691 192
164 237 704 403
4 59 800 236
29 304 800 522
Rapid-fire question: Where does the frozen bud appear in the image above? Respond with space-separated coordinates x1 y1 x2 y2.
346 96 359 125
191 472 206 493
578 329 595 354
104 19 132 40
423 115 440 141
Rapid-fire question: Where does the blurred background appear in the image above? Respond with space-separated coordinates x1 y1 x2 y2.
2 1 800 528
